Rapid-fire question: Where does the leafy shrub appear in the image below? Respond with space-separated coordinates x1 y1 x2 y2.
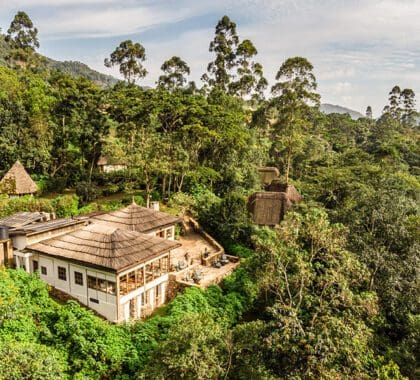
0 194 53 218
198 192 252 246
101 183 120 196
225 243 255 258
150 190 161 202
190 185 220 218
167 192 195 215
0 341 68 380
99 200 124 211
122 194 145 206
34 176 49 195
51 195 79 218
75 181 99 205
76 203 99 215
45 176 68 193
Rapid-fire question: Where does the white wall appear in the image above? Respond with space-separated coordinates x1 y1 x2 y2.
34 254 118 322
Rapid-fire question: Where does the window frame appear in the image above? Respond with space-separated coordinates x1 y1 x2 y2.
74 271 83 286
57 266 67 281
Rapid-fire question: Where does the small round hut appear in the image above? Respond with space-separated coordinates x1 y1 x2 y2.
0 161 38 197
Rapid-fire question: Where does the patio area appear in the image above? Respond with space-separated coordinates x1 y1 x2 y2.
170 230 218 270
168 216 240 290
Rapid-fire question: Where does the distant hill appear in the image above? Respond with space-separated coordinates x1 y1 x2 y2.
44 59 118 87
321 103 364 120
0 34 118 87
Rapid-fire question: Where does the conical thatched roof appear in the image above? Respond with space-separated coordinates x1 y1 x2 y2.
91 202 181 233
28 223 181 272
265 180 303 203
257 166 280 186
0 161 38 195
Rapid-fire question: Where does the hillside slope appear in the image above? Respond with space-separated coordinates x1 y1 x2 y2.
321 103 364 119
0 34 117 87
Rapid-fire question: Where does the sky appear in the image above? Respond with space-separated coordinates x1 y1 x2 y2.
0 0 419 116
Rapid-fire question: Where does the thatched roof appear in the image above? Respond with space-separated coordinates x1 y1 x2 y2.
257 166 280 186
265 181 303 203
97 156 126 166
28 223 181 272
0 212 45 229
248 192 292 226
91 202 181 233
97 156 108 166
0 161 38 195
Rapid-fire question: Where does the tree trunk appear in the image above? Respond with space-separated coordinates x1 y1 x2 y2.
177 173 186 192
162 175 167 198
167 175 172 199
146 182 150 208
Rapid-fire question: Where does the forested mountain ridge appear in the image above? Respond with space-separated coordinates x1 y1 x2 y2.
0 11 418 380
0 34 117 87
321 103 364 119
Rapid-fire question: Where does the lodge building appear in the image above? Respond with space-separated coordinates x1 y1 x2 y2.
0 202 239 323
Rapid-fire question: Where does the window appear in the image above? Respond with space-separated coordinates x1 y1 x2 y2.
155 285 160 303
98 278 107 292
160 256 169 274
166 228 173 239
41 266 47 275
33 260 39 272
74 271 83 286
145 263 154 283
88 275 97 289
153 261 161 278
88 275 116 295
136 268 144 285
58 266 67 281
107 281 116 295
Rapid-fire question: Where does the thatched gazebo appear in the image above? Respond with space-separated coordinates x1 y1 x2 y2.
0 161 38 197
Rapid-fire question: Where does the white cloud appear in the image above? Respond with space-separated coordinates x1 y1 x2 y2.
1 0 419 116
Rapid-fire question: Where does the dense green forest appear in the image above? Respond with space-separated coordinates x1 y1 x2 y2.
0 11 418 380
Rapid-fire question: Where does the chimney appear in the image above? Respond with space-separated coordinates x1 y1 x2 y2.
0 225 10 241
150 201 160 211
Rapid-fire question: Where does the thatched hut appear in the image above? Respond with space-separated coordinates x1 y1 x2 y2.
257 166 280 186
91 202 181 238
97 156 127 173
0 161 38 197
248 192 292 226
27 223 181 322
266 180 303 203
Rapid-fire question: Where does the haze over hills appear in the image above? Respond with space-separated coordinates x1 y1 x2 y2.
0 34 117 87
320 103 364 119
